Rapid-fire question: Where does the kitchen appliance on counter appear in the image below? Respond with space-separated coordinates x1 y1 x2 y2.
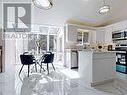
108 45 113 51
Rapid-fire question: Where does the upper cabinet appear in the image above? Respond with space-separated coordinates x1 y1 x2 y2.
96 26 113 44
112 20 127 32
65 24 78 43
104 26 113 43
96 28 105 43
77 29 89 44
104 20 127 43
64 20 127 46
65 24 96 44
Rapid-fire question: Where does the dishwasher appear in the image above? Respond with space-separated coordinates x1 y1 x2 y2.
71 50 78 69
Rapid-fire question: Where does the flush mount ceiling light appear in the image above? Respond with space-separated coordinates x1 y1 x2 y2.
98 0 110 14
33 0 53 10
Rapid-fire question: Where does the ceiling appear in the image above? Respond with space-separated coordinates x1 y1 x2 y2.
1 0 127 27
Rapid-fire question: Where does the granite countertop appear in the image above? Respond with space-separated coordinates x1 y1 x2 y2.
74 49 116 53
66 48 117 53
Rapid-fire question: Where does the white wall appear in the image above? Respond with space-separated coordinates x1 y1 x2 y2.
5 38 16 72
0 29 2 46
56 28 64 63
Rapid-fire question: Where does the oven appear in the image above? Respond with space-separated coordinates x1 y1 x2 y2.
113 30 127 73
115 49 127 73
116 51 127 65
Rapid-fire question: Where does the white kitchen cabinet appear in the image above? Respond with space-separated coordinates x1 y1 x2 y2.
105 26 113 43
65 24 78 43
103 20 127 44
90 30 96 44
96 26 113 44
112 20 127 31
65 24 97 44
96 28 105 43
78 50 116 86
77 29 90 44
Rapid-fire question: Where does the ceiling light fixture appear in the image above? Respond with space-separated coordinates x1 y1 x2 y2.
33 0 53 10
98 0 110 14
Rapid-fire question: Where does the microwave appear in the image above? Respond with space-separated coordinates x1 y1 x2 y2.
112 31 125 39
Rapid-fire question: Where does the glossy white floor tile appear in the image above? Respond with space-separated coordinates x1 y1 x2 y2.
1 63 127 95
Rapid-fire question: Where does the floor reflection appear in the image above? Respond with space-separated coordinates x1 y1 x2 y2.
20 74 42 95
1 64 127 95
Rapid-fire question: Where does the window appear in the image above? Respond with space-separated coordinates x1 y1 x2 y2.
38 34 47 51
49 35 57 52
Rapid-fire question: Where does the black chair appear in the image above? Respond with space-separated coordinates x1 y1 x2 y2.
19 55 37 77
40 53 55 74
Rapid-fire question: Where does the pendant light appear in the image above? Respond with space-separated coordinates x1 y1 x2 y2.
33 0 53 10
98 0 110 14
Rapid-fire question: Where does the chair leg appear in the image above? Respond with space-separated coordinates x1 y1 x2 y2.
47 63 49 74
51 63 55 71
28 65 30 77
42 67 45 71
19 65 24 75
35 63 37 72
38 63 45 73
40 63 42 73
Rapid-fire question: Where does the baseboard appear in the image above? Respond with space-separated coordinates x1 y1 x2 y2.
91 78 115 86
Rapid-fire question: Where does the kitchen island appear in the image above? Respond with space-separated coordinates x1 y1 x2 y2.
78 50 116 86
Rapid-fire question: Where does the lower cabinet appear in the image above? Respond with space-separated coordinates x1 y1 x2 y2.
78 51 116 86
